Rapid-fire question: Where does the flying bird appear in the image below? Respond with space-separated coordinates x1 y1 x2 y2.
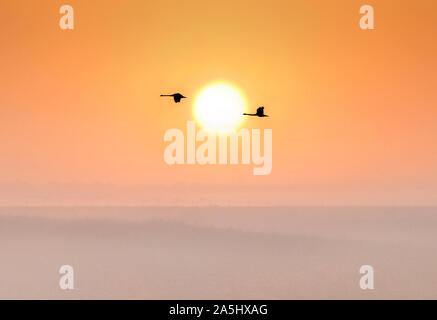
243 106 269 117
160 93 186 103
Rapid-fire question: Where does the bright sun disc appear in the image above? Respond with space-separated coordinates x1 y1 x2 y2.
194 83 246 134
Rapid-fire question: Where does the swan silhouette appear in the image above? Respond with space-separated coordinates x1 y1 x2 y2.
160 93 186 103
243 106 269 117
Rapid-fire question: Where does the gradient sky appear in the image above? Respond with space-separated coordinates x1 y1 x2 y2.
0 0 436 205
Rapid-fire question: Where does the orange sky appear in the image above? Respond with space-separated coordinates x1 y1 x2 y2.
0 0 436 205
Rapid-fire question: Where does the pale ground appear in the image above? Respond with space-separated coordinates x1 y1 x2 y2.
0 207 436 299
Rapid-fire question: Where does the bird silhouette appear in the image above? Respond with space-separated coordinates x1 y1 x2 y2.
160 93 186 103
243 106 269 117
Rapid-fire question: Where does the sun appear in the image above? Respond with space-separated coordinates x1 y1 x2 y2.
194 83 246 134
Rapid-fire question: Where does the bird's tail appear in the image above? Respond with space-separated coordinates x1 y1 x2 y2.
160 94 171 97
243 113 256 116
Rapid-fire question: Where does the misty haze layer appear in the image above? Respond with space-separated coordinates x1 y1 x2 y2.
0 207 436 299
